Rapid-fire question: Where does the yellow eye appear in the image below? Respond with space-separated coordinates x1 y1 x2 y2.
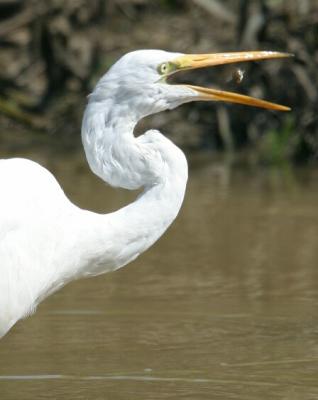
158 62 169 75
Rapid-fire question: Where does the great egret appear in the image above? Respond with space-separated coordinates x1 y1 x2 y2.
0 49 291 338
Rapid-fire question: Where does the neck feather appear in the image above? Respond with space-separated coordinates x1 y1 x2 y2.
78 100 188 277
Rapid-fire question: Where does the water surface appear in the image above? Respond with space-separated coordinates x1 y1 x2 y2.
1 152 318 399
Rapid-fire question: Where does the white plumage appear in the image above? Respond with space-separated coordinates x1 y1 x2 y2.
0 49 290 338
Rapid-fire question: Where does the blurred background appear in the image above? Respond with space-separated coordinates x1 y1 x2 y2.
1 2 318 399
0 0 317 164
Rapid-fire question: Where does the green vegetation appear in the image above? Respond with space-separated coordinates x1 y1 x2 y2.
263 117 298 164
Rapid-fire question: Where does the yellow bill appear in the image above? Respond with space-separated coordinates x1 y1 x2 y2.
170 51 293 111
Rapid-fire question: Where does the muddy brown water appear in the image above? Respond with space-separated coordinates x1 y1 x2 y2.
0 150 318 399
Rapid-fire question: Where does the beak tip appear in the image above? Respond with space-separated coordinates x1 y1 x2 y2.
280 105 292 112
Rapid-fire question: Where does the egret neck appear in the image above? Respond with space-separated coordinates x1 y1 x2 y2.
80 98 188 277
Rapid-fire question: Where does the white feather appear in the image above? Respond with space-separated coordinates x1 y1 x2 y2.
0 50 194 337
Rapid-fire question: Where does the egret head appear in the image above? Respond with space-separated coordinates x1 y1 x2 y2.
83 49 291 190
90 49 292 119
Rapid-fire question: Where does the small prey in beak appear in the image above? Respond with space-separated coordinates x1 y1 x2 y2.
161 51 293 111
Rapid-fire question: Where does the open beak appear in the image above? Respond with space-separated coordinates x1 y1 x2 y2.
171 51 293 111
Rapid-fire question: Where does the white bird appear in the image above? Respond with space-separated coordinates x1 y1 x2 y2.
0 49 291 338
